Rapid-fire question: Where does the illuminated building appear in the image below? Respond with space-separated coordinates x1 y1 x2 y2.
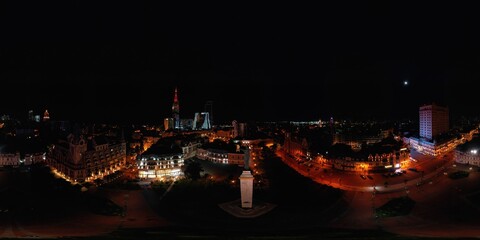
196 139 249 166
409 104 455 156
407 137 458 156
285 129 409 172
137 142 184 179
0 152 21 166
172 87 180 129
232 120 247 138
333 129 391 151
197 146 247 166
164 118 174 131
43 109 50 121
330 148 410 173
284 132 309 158
0 145 45 167
47 133 126 182
137 136 202 179
193 112 211 130
420 103 449 141
213 128 234 141
455 136 480 166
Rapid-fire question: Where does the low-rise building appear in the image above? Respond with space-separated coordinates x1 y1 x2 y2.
196 148 247 166
455 135 480 167
327 137 410 173
196 140 248 166
330 149 410 173
0 153 21 166
407 135 459 157
137 145 184 179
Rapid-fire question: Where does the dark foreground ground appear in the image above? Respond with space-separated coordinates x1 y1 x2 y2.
2 150 480 239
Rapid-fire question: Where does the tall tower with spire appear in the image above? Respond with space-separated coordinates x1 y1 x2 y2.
172 87 180 129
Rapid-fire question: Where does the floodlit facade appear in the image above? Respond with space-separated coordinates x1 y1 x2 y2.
193 112 211 130
455 136 480 167
164 118 174 131
47 134 126 182
136 137 201 179
137 152 184 179
196 148 247 166
420 104 449 140
330 149 410 173
408 104 455 156
407 137 459 156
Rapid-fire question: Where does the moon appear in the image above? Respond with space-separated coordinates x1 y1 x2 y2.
403 81 409 86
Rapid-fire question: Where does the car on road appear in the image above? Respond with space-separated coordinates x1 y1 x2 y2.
367 175 373 180
360 175 367 180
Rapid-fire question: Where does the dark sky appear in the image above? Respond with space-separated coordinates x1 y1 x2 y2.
1 1 480 123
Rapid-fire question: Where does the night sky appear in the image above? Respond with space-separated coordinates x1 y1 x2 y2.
1 2 480 123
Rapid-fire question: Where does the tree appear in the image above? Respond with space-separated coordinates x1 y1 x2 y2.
183 161 204 181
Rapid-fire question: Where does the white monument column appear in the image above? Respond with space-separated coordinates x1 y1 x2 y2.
239 170 254 208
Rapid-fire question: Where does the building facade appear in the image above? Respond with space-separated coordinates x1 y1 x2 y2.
420 104 449 140
330 149 410 173
0 153 45 167
164 118 174 131
193 112 211 130
196 147 247 166
455 136 480 166
408 136 459 156
137 152 184 179
136 135 202 180
47 134 126 182
0 153 21 166
283 132 309 158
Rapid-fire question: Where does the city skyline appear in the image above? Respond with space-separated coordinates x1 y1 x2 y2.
1 2 480 123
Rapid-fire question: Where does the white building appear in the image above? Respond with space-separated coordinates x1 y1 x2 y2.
408 104 453 156
455 136 480 166
193 112 211 130
420 104 449 141
137 152 184 179
407 136 459 157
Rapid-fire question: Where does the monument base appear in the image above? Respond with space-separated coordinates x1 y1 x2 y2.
219 199 276 218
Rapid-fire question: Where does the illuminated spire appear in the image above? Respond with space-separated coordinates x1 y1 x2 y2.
172 87 180 129
174 87 178 103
